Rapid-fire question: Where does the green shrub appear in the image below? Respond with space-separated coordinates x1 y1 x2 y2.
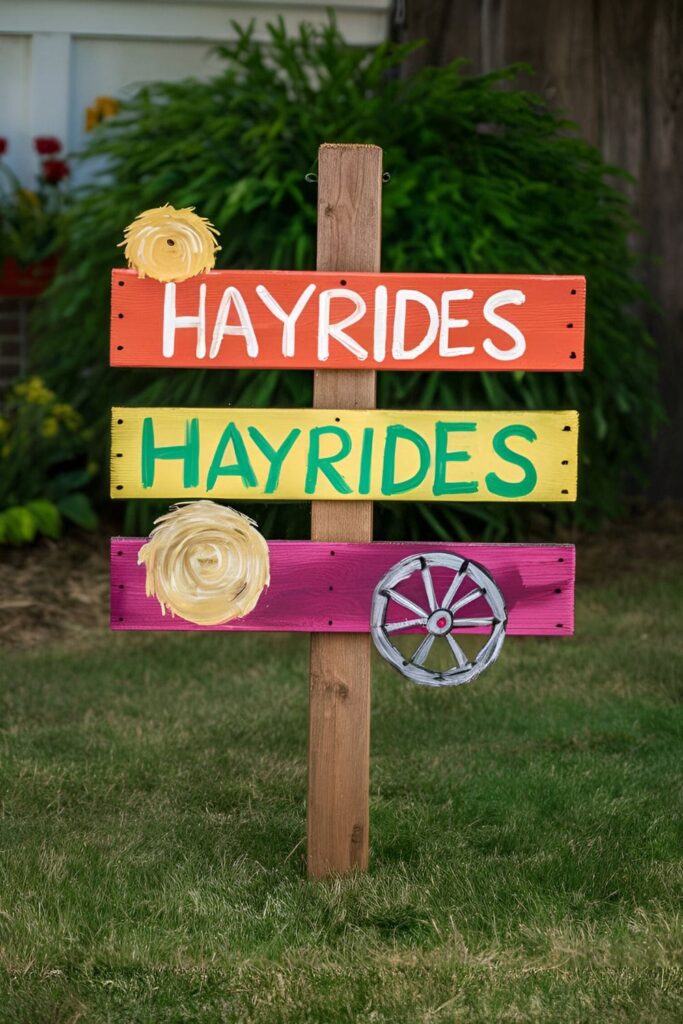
33 19 661 539
0 377 97 544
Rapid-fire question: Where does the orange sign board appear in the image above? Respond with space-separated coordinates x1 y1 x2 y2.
110 270 585 372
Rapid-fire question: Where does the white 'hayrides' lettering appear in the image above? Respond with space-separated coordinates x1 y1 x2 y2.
482 289 527 361
439 289 475 357
392 289 439 360
318 289 368 362
373 285 388 362
256 283 316 358
161 280 529 365
163 282 207 358
209 287 259 359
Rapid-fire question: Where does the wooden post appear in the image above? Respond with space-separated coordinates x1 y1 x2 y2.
307 143 382 877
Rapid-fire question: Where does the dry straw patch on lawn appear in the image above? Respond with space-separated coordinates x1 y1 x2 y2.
0 533 108 646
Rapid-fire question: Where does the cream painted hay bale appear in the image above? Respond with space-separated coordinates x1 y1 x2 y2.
138 501 269 625
119 205 220 283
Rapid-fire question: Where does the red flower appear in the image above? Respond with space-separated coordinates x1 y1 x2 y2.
0 138 7 156
34 136 62 155
42 158 70 184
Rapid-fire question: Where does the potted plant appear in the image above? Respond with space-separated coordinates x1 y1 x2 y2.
0 136 70 297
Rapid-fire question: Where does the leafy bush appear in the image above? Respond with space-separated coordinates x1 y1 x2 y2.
32 19 661 539
0 377 97 544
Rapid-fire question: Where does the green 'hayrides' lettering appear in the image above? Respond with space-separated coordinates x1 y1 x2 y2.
206 423 257 491
433 421 478 495
247 426 301 494
381 424 431 496
305 426 353 495
141 416 200 489
485 423 538 497
358 427 374 495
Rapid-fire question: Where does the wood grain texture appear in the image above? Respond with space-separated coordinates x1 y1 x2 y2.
596 0 683 500
110 406 579 502
110 540 576 636
109 269 585 371
309 143 381 877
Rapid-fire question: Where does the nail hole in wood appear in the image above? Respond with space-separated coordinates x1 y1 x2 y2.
117 551 123 556
117 418 123 424
119 584 125 589
330 550 335 556
118 280 124 286
567 323 574 328
555 588 561 594
328 585 333 591
340 279 347 286
118 313 124 319
556 623 564 628
569 352 576 359
558 557 564 563
328 619 333 626
116 345 124 351
561 460 569 465
563 425 571 431
561 489 569 494
116 485 124 490
571 288 577 295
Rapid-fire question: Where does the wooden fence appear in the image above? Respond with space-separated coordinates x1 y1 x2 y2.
399 0 682 499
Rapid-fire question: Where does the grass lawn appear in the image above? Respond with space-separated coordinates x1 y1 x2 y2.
0 518 682 1022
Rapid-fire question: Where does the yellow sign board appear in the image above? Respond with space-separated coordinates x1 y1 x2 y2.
111 407 578 502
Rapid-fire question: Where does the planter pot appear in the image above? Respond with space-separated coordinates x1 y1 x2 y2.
0 256 58 297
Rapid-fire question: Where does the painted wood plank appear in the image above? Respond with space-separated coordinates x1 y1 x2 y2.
110 407 579 502
111 539 576 636
110 269 585 372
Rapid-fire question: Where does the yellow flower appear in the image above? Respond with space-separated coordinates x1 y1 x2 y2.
53 403 82 431
40 417 59 438
85 95 119 132
17 188 40 208
97 95 120 117
15 376 55 406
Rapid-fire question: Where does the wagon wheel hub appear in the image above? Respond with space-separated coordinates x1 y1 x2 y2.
427 609 453 635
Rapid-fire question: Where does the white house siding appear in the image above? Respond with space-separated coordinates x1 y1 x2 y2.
0 0 392 185
0 34 32 183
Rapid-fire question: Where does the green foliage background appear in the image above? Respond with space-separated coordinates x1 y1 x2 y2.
34 20 661 539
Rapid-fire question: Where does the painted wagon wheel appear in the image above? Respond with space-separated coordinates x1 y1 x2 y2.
371 553 507 687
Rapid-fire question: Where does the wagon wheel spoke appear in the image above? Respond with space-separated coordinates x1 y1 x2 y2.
384 616 429 634
441 562 468 610
411 633 435 667
420 560 437 612
450 587 484 615
383 588 429 618
446 632 470 669
451 616 496 629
